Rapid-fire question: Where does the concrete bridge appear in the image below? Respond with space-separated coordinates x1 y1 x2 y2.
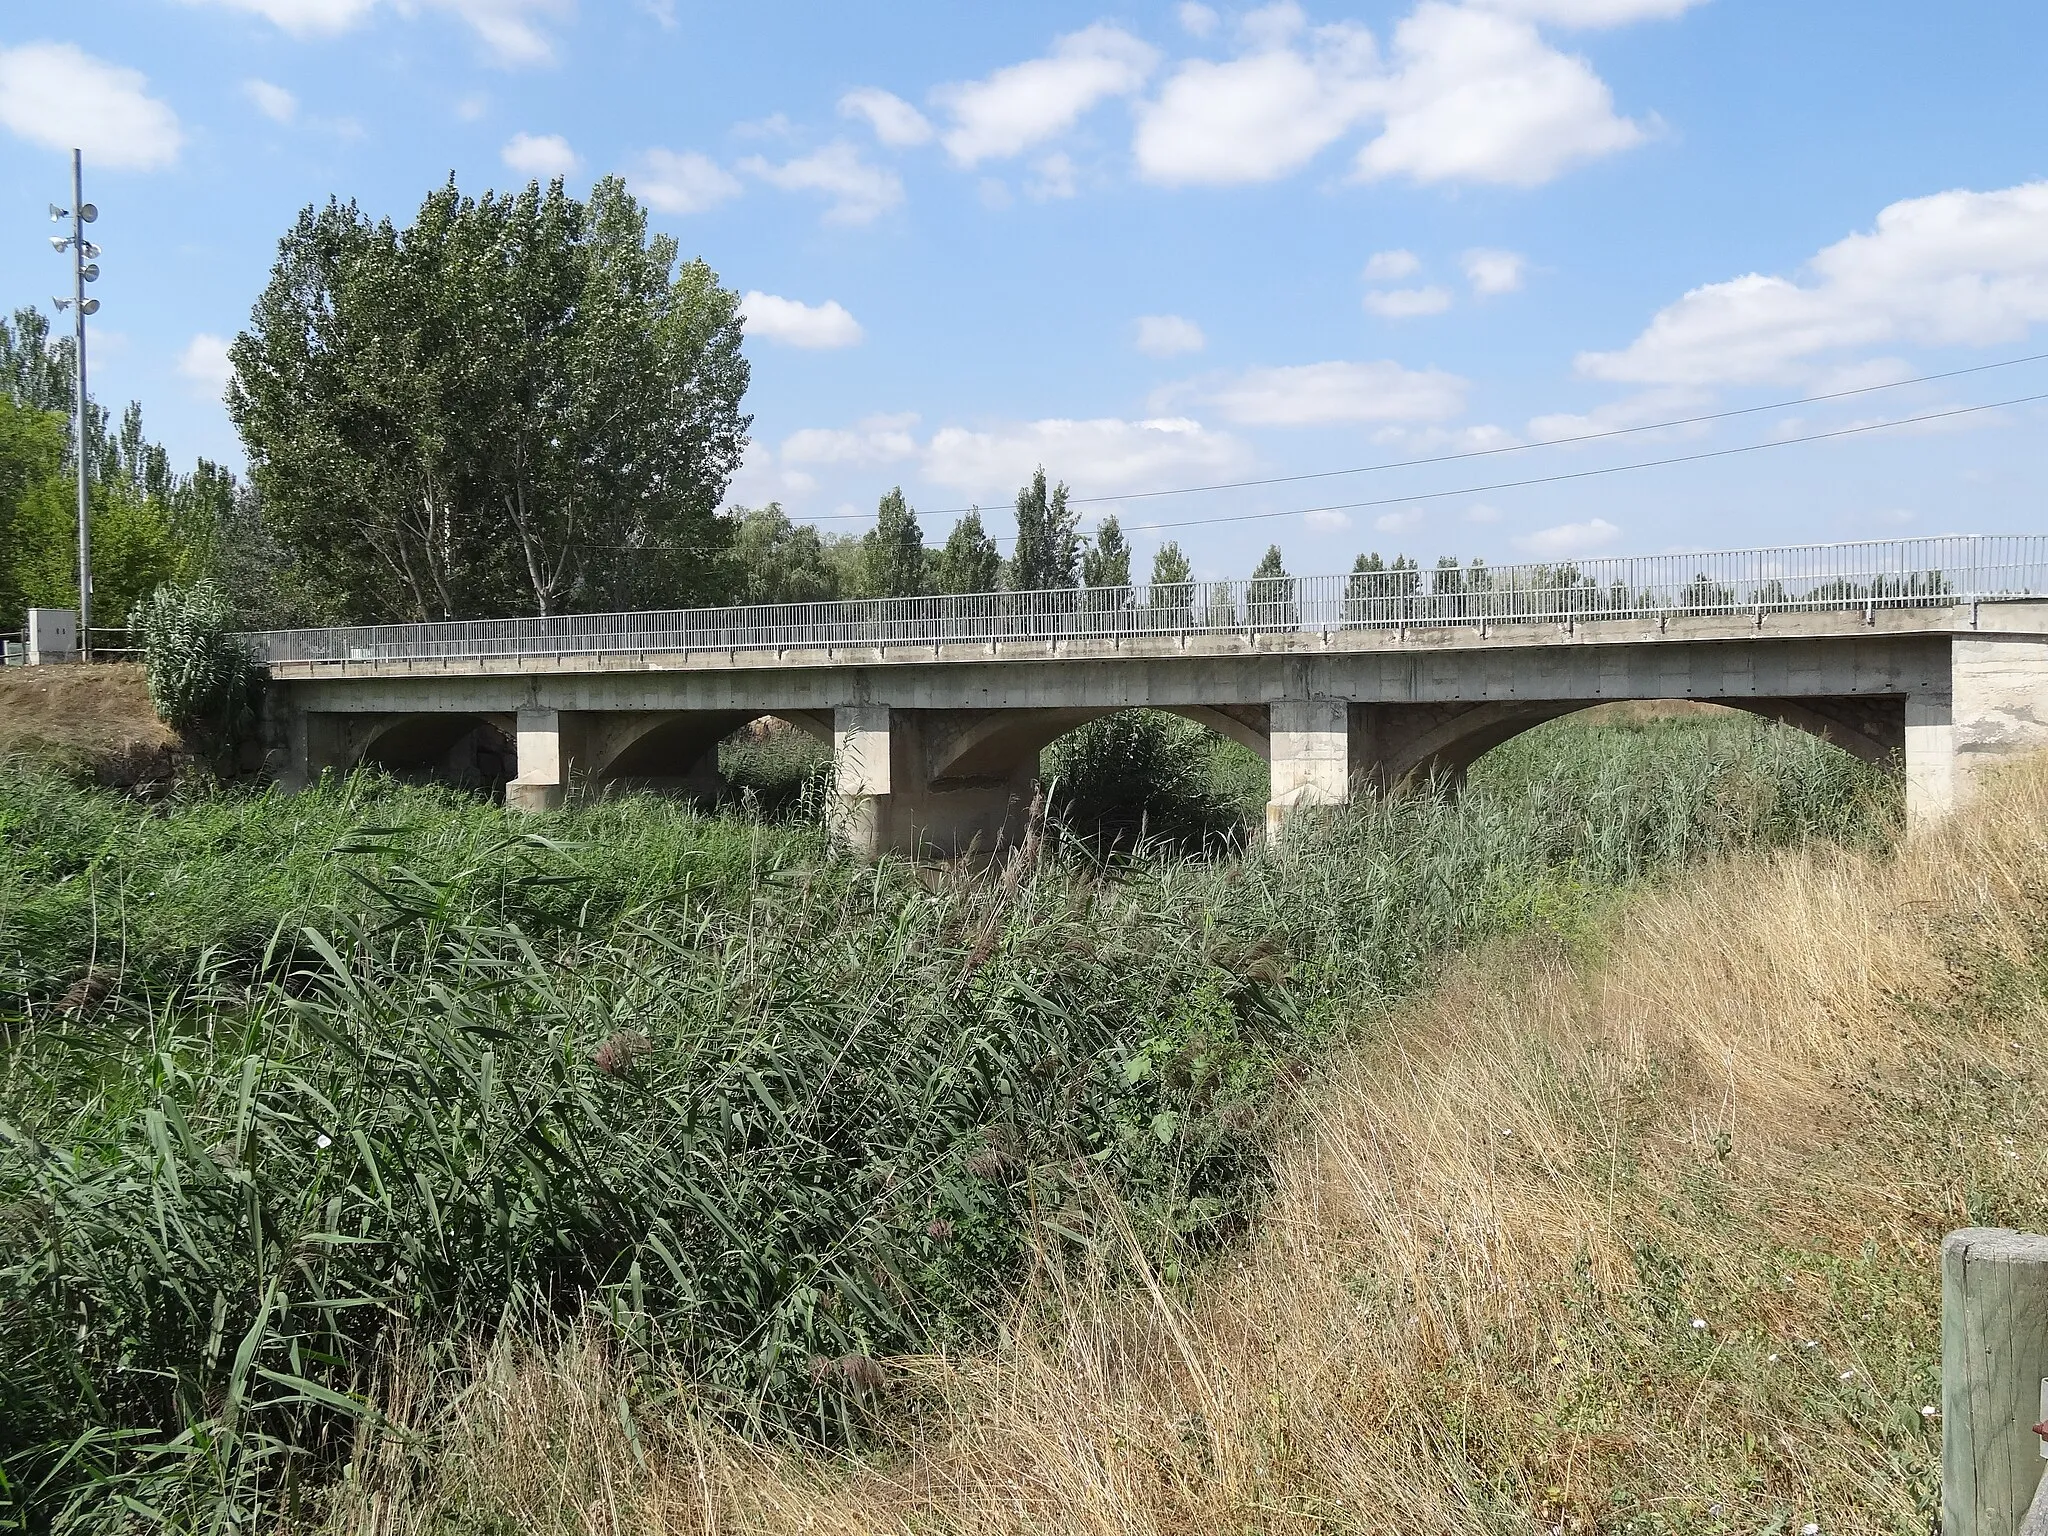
253 536 2048 855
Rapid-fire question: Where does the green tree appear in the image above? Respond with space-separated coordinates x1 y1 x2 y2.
1 308 262 632
858 487 928 599
1247 544 1296 629
933 510 1002 594
1082 515 1132 590
0 306 79 415
228 175 751 623
8 473 179 628
1004 467 1078 591
0 395 67 626
725 504 849 606
1148 540 1193 624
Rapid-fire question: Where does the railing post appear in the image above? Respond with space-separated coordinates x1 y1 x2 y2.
1943 1228 2048 1536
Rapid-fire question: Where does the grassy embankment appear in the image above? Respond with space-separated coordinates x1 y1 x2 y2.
378 756 2048 1536
0 711 1906 1530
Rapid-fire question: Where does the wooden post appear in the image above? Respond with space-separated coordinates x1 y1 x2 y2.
1943 1229 2048 1536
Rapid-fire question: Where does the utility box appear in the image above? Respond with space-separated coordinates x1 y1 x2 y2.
26 608 79 664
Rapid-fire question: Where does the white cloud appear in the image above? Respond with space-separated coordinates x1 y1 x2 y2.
1464 503 1503 523
177 333 234 399
1177 1 1220 36
740 141 903 225
779 413 919 465
935 23 1157 166
1514 517 1622 556
732 112 796 140
1356 3 1645 187
184 0 378 35
432 0 570 66
456 93 489 121
631 149 742 215
1303 508 1352 530
724 443 818 507
1026 152 1079 200
1463 247 1527 294
1579 180 2048 387
1363 249 1421 282
1475 0 1707 26
923 417 1250 496
740 292 865 349
1374 509 1425 534
0 43 183 171
838 87 934 147
1134 21 1378 185
243 78 297 123
1526 385 1709 442
501 131 578 178
187 0 569 65
1135 315 1207 357
1185 360 1468 426
1365 285 1454 318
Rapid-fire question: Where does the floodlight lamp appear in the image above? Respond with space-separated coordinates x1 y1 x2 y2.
53 297 71 312
49 236 70 252
82 241 100 259
81 263 100 283
80 298 99 315
78 204 97 224
49 203 68 221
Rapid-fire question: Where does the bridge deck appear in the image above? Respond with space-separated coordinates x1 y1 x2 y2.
263 601 2044 683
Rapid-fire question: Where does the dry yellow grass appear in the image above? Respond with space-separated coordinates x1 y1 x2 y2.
0 662 179 781
339 757 2048 1536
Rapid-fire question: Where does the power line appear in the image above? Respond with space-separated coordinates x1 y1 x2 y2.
978 391 2047 544
590 390 2046 552
786 349 2048 523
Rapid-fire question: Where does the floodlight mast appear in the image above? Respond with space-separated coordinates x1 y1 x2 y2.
69 149 91 660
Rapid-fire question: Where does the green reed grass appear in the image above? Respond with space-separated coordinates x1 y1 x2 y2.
0 714 1898 1531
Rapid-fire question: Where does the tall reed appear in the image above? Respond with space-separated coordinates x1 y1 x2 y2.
0 714 1897 1531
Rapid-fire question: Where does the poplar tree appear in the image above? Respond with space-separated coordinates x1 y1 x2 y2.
1247 543 1297 628
1082 515 1132 589
1004 467 1079 591
229 174 750 622
1149 540 1194 620
934 510 1002 594
858 487 927 598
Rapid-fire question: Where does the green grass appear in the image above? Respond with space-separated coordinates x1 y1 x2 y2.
0 714 1899 1532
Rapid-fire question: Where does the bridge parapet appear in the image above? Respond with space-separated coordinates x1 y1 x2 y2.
252 535 2047 676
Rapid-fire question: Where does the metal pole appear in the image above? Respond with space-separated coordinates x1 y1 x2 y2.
71 149 92 661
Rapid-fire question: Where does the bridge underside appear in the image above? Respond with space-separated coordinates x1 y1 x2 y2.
270 616 2048 856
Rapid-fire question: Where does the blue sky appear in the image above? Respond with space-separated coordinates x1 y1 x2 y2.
2 0 2044 581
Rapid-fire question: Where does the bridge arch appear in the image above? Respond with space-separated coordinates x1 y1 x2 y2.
584 708 836 796
353 712 516 790
1371 694 1903 791
927 704 1268 785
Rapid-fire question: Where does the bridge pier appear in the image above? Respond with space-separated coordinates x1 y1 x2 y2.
831 705 1035 859
1266 699 1351 839
506 705 583 813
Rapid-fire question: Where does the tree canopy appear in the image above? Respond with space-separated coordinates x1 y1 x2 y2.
1005 467 1078 592
1082 515 1131 590
0 307 257 634
858 488 928 599
933 511 1001 594
228 175 750 623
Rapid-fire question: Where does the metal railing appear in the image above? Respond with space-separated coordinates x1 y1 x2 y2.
247 534 2048 668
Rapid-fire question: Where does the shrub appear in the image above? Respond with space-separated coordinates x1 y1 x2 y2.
1043 710 1254 852
129 580 257 762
